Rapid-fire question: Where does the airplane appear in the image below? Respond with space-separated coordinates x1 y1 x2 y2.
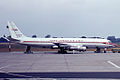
6 21 117 53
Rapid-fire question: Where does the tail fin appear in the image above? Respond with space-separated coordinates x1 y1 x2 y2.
7 21 26 39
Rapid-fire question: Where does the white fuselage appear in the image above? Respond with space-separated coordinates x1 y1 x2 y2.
7 21 115 52
17 37 113 49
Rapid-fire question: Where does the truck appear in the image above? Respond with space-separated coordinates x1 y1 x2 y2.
112 48 120 53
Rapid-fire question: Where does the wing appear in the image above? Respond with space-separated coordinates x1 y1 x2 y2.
54 43 86 51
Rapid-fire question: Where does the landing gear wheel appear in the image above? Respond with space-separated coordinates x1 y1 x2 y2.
24 46 33 54
58 50 61 53
95 47 101 53
58 48 67 54
103 48 107 53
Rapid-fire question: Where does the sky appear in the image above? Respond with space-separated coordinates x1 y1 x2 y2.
1 0 120 38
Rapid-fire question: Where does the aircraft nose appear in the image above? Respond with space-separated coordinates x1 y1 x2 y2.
109 43 119 47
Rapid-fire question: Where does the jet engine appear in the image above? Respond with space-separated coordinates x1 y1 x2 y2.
69 46 86 51
51 46 59 49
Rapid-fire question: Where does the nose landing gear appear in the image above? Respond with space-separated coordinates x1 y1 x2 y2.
95 47 107 53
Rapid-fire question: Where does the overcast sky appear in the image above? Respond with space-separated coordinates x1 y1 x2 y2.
1 0 120 38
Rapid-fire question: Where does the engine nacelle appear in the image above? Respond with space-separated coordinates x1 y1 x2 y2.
51 46 58 49
69 46 86 51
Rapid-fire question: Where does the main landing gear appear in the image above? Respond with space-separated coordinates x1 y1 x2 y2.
58 48 67 54
24 46 33 54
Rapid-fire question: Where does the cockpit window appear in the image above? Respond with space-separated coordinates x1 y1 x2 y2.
108 40 112 43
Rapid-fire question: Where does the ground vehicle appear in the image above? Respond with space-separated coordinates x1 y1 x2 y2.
112 48 120 53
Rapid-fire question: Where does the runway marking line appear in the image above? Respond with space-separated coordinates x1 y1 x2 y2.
107 61 120 69
0 65 32 78
0 65 11 70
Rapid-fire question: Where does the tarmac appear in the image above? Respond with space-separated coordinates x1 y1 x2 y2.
1 51 120 79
